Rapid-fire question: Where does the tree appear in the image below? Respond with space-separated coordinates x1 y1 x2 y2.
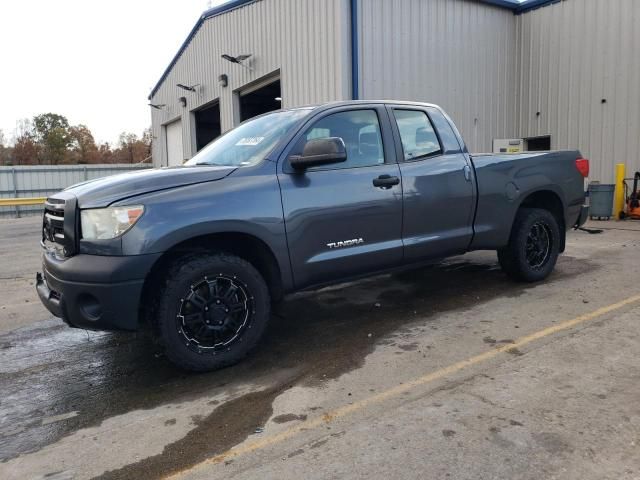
97 142 114 164
2 113 152 165
33 113 72 165
0 129 11 165
11 119 39 165
68 125 98 164
115 131 151 164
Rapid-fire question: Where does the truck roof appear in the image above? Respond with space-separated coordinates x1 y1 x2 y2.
288 100 442 113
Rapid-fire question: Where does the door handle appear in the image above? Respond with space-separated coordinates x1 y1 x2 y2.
463 165 471 182
373 175 400 188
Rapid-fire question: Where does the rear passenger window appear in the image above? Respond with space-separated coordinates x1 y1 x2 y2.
294 109 384 170
393 110 441 161
427 107 462 153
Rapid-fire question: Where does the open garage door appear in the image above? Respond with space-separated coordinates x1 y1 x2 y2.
165 119 183 166
194 101 221 151
238 77 281 122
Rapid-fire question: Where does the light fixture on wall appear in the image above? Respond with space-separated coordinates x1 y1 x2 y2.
221 54 253 71
275 97 282 102
179 96 187 107
218 74 228 87
177 83 199 92
148 103 166 110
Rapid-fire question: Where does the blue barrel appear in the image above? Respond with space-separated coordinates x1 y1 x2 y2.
588 183 615 219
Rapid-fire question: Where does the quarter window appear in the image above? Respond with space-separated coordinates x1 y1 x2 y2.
393 110 441 161
295 109 385 169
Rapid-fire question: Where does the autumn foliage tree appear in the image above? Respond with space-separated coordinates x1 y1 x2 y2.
1 113 151 165
33 113 73 165
11 119 39 165
68 125 99 164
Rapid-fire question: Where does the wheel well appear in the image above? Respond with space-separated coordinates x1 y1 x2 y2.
139 232 283 329
518 190 566 252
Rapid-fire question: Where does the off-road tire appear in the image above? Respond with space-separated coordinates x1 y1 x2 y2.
498 208 560 282
155 253 270 372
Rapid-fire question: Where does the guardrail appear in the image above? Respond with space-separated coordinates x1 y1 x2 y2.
0 164 152 218
0 197 46 207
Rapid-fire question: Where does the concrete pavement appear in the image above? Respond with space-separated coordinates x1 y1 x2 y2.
0 216 639 479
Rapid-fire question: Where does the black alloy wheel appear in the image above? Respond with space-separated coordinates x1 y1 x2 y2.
525 221 552 270
498 208 560 282
177 275 254 353
155 253 270 372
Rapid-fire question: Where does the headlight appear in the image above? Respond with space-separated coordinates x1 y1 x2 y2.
81 205 144 240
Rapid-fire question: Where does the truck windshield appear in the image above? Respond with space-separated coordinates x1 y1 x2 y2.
184 109 312 167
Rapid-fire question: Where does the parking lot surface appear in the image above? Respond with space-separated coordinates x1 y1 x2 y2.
1 216 639 480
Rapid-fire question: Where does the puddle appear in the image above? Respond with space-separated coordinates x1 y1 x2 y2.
0 254 598 467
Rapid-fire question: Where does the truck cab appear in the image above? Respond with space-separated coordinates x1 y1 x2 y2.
37 101 589 371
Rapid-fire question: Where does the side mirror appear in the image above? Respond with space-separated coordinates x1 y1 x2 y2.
289 137 347 170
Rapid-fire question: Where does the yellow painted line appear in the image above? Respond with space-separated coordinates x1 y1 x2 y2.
166 292 640 480
0 197 46 207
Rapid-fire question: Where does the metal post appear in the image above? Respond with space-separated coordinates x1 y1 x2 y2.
10 168 20 218
613 163 626 220
83 165 88 181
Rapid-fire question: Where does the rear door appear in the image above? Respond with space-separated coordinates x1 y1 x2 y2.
387 105 475 260
278 105 403 289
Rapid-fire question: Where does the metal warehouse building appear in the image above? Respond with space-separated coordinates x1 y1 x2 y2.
149 0 639 183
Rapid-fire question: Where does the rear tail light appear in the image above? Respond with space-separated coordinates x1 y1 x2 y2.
575 158 589 177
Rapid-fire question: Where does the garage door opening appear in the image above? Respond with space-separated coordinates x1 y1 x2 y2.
239 78 281 122
194 101 221 151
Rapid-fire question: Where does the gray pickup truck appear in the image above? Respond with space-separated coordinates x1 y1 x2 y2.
37 101 589 371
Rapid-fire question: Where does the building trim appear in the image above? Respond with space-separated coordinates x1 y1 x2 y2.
478 0 522 9
514 0 562 14
350 0 359 100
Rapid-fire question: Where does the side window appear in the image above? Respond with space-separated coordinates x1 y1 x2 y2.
393 110 442 161
294 109 384 169
427 107 462 153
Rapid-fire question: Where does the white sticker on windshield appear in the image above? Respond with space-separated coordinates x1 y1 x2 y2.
236 136 265 146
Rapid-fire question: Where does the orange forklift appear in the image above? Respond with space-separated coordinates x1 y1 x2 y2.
620 171 640 220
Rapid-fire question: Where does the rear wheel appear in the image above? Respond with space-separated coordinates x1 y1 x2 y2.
155 253 270 371
498 208 560 282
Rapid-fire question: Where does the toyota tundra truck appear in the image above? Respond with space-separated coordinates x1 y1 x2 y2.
37 101 590 371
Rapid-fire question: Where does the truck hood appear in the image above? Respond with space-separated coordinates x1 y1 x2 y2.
65 165 237 208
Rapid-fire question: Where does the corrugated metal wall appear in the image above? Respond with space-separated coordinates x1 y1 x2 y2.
0 164 151 218
517 0 640 183
357 0 519 153
150 0 352 166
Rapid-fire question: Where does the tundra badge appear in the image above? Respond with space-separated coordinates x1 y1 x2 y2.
326 238 364 249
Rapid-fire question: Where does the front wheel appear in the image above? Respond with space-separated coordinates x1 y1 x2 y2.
155 253 270 372
498 208 560 282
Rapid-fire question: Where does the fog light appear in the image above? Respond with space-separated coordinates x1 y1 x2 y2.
78 294 102 321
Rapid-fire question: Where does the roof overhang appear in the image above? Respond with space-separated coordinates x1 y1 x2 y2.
478 0 563 13
149 0 562 100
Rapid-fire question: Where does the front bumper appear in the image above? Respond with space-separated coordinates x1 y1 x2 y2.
36 252 160 331
574 204 590 228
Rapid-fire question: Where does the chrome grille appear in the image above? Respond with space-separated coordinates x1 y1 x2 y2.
43 199 65 245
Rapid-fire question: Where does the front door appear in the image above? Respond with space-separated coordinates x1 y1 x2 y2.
388 106 475 260
278 106 403 289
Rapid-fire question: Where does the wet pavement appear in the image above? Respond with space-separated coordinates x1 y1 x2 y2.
1 217 639 479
